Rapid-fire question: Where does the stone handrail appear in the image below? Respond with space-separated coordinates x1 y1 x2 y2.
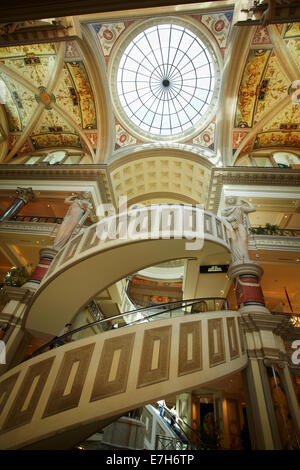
24 206 231 337
0 310 246 450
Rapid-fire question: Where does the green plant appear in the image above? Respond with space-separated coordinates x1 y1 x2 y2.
3 265 32 287
250 224 280 235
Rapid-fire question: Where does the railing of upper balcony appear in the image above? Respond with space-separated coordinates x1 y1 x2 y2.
152 402 221 451
23 297 229 362
250 227 300 237
9 215 63 224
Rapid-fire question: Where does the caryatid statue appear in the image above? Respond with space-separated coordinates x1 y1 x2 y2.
222 196 255 265
53 191 92 251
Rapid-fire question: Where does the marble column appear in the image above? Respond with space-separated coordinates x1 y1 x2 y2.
22 246 59 292
0 187 34 222
228 260 300 449
176 392 192 437
0 286 34 374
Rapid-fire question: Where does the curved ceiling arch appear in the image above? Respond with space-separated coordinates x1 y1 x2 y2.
108 141 216 167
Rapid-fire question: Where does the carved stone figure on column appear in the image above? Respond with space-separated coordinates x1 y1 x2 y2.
222 197 255 265
53 191 92 251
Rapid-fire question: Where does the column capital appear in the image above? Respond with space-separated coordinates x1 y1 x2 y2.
0 285 34 304
16 187 34 204
240 311 288 332
263 358 286 369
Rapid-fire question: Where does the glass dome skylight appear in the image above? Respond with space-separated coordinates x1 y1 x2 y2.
116 23 216 138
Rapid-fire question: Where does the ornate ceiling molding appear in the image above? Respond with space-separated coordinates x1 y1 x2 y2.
0 221 59 237
207 166 300 213
0 163 113 205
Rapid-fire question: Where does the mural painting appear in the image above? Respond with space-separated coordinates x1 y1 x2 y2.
66 61 97 130
234 49 271 128
31 133 82 150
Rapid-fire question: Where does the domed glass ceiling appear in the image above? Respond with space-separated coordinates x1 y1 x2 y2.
116 23 216 138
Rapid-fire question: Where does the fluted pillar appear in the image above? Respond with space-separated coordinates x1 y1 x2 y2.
0 187 34 222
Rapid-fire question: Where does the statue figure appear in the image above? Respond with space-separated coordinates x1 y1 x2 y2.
222 197 255 265
53 191 92 250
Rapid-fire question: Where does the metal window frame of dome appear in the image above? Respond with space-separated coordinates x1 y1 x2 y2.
108 16 222 144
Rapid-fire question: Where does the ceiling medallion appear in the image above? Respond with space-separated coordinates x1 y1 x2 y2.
35 86 56 109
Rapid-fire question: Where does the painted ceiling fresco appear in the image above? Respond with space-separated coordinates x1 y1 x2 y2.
233 22 300 158
0 40 98 160
0 13 299 164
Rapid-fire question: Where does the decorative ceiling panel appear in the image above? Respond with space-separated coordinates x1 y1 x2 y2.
0 73 38 131
253 52 290 125
115 123 137 149
0 55 56 89
0 76 21 131
199 11 233 49
254 131 300 149
92 22 126 57
285 37 300 70
0 43 56 59
30 133 82 150
33 108 75 134
234 49 272 129
192 121 215 149
53 64 83 127
65 61 97 130
262 102 300 132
